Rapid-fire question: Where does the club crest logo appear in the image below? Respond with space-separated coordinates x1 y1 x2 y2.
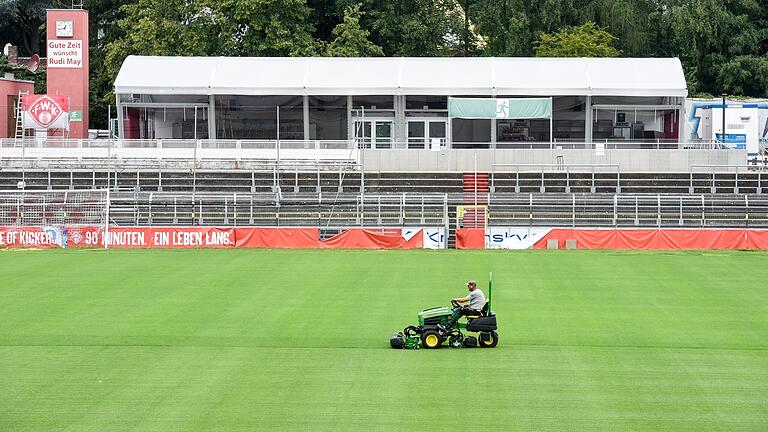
26 95 65 128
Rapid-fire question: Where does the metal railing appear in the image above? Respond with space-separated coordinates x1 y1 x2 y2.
489 193 768 228
490 164 621 193
108 192 451 230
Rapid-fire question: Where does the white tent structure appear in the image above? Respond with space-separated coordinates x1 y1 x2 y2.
114 56 688 146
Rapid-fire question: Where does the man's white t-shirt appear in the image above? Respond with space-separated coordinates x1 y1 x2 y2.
467 288 486 311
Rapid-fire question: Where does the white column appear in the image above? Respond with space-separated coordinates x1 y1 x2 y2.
584 95 592 144
116 94 125 139
304 95 310 141
208 94 216 140
677 97 686 148
347 95 353 141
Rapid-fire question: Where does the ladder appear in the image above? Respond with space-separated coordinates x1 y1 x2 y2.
14 90 28 141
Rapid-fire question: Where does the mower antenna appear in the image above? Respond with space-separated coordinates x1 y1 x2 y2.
488 272 492 313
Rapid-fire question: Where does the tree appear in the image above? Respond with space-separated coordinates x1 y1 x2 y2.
470 0 578 56
656 0 768 96
534 22 621 57
349 0 457 56
324 4 383 57
575 0 659 57
0 0 65 55
197 0 318 56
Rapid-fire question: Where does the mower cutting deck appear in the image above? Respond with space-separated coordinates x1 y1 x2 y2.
390 274 499 349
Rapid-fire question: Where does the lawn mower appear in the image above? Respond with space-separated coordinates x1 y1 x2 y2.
390 273 498 349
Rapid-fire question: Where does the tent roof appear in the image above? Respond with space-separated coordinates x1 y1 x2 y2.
114 56 687 98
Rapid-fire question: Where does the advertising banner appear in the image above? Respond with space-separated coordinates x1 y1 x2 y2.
21 94 70 130
533 229 768 250
402 228 445 249
320 229 423 249
106 227 235 248
0 226 66 248
235 228 319 248
486 228 553 249
66 226 104 248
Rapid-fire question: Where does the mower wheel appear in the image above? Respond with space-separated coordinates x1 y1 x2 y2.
479 331 499 348
463 336 478 348
421 330 443 349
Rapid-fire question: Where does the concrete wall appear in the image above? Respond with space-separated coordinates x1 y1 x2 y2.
360 149 747 172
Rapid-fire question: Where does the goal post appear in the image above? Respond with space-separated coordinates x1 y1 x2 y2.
0 189 110 248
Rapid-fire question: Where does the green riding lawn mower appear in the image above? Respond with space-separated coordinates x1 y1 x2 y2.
390 273 498 349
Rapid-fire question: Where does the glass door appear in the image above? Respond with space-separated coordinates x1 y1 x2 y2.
408 119 447 149
354 119 393 149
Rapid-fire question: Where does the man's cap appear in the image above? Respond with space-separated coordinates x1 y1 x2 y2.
466 280 476 286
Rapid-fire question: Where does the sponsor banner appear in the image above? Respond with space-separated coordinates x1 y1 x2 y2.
455 228 485 249
0 226 66 248
66 226 104 248
235 228 319 248
320 229 423 249
47 39 83 68
533 229 768 250
486 228 552 250
106 227 235 248
21 94 70 130
402 228 445 249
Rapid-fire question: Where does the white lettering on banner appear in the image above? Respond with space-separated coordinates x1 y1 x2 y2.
107 231 145 246
401 227 446 249
173 231 203 246
47 39 83 68
154 232 170 246
205 231 231 246
485 228 552 249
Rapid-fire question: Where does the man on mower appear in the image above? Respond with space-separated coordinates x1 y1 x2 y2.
452 279 486 320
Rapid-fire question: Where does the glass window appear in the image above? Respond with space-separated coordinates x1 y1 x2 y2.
309 96 348 140
352 95 393 110
406 95 447 110
215 95 303 140
452 119 491 143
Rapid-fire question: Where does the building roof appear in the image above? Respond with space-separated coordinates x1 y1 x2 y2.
114 56 688 98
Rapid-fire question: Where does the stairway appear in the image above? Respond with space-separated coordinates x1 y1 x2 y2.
460 173 489 228
462 172 489 205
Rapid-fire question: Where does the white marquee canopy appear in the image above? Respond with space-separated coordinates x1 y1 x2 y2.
114 56 688 98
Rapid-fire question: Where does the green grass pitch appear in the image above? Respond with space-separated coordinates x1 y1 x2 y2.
1 249 767 431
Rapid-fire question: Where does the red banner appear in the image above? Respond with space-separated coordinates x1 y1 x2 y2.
456 228 485 249
0 226 65 248
235 228 319 248
66 226 105 248
106 227 235 248
320 229 423 249
533 229 768 250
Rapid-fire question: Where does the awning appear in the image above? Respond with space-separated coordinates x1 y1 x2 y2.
114 56 688 98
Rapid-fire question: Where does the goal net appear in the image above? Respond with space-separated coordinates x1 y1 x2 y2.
0 189 109 248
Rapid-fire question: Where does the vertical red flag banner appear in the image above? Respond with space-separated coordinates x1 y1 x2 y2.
21 94 70 130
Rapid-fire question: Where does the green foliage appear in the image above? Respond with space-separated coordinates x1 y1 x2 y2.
0 54 47 94
324 4 383 57
534 22 621 57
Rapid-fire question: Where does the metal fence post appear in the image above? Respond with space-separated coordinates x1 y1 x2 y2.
572 194 576 228
745 195 749 228
613 194 617 227
657 194 661 228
